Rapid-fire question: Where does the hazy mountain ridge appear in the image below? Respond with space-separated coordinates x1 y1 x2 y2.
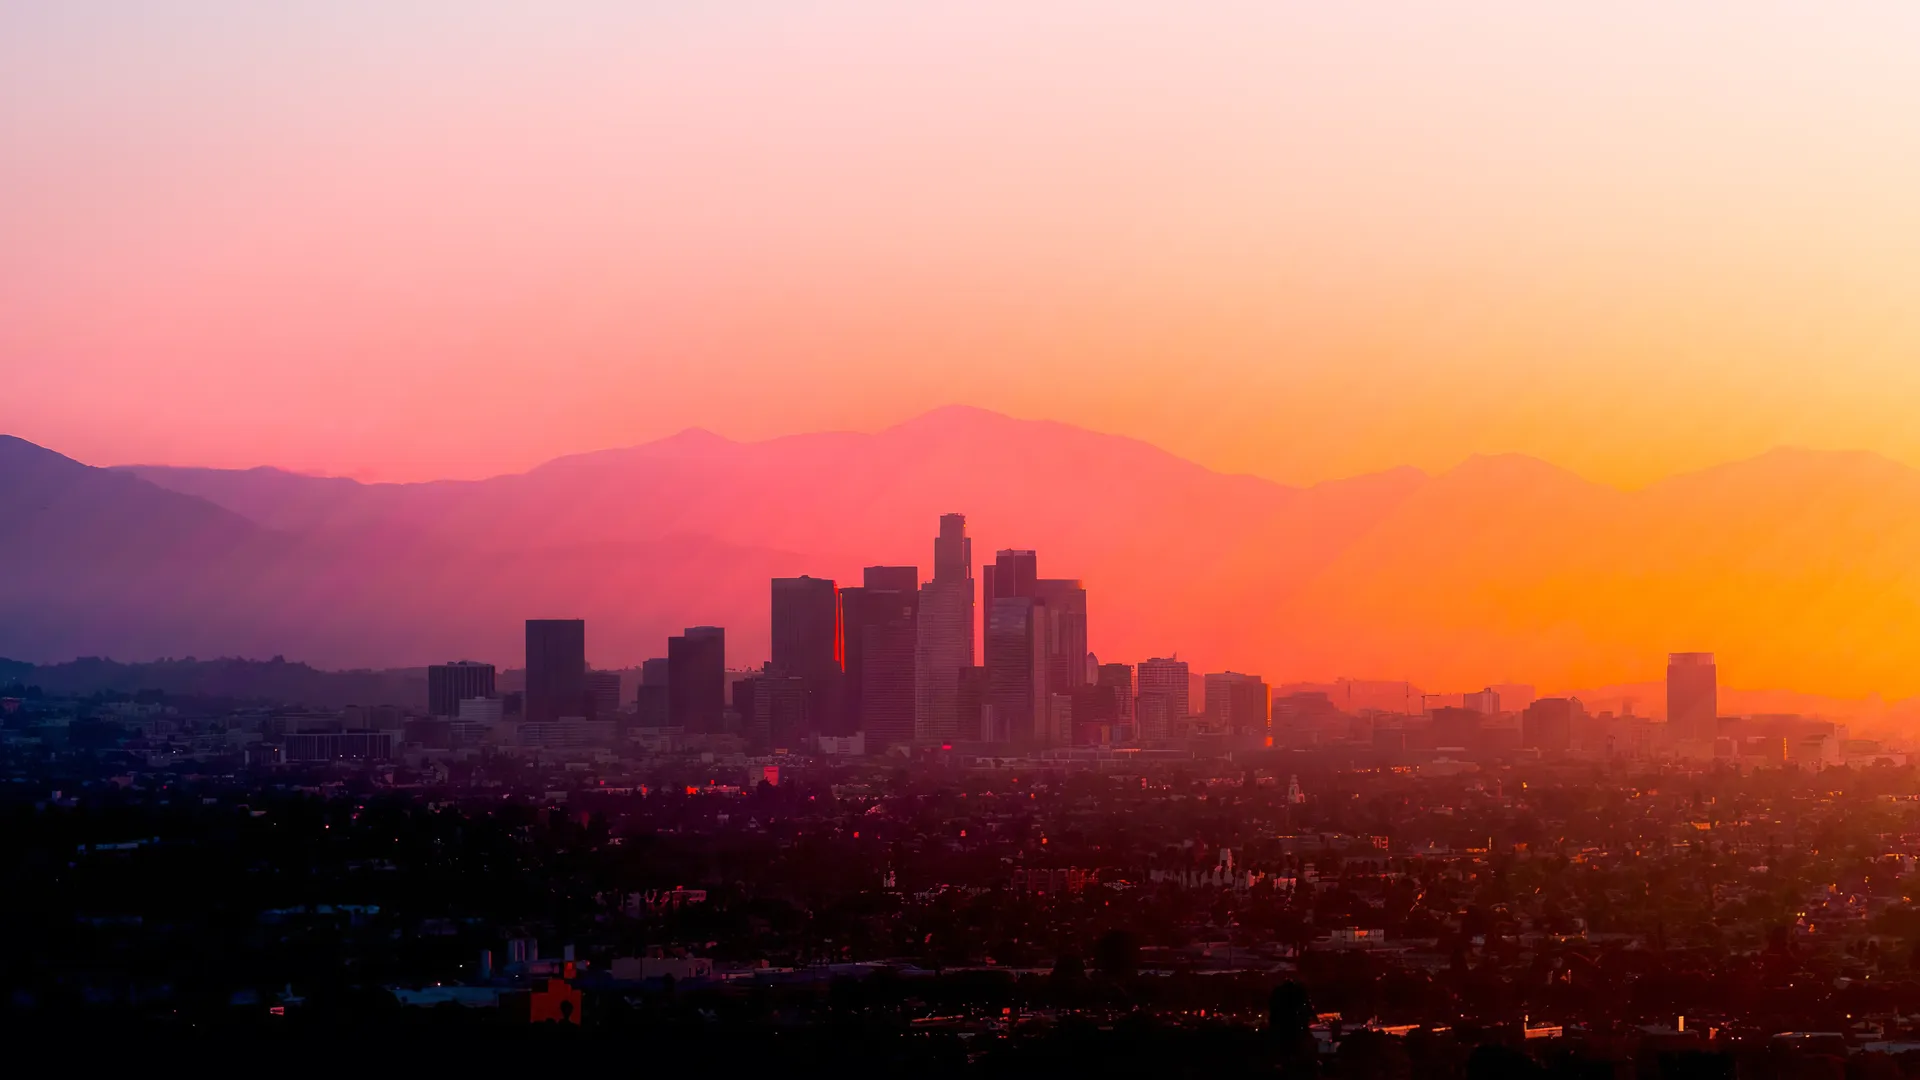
7 410 1920 706
0 434 267 558
0 655 427 710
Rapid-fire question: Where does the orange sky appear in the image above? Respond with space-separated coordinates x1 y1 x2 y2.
6 4 1920 486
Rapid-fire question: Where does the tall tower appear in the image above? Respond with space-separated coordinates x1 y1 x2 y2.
771 575 843 736
844 566 919 745
524 620 586 724
1035 578 1088 691
984 549 1038 602
668 626 726 733
1204 671 1270 741
914 514 975 746
985 595 1050 744
1135 657 1190 742
1097 662 1135 739
635 657 670 727
586 670 622 722
1666 652 1717 746
933 513 971 583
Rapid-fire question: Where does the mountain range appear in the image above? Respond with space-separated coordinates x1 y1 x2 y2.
6 406 1920 713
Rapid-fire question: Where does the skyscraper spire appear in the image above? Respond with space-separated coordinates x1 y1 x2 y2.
914 514 976 746
933 512 972 583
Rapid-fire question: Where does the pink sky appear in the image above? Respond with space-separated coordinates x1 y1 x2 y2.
6 4 1920 484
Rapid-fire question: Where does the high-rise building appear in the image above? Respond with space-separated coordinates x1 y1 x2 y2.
1667 652 1717 745
984 549 1038 602
1096 662 1134 739
981 548 1086 740
635 657 670 728
933 512 971 582
1204 671 1270 740
915 515 975 745
587 670 622 722
842 566 918 741
843 566 919 749
1523 697 1583 752
1462 687 1501 716
1272 691 1342 747
524 620 587 724
862 565 919 594
860 614 917 750
668 626 726 733
735 668 809 750
985 596 1051 744
1035 578 1088 691
428 661 496 718
1135 657 1190 742
1430 706 1484 751
771 576 842 735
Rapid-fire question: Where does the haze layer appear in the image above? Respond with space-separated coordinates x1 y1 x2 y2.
5 409 1919 704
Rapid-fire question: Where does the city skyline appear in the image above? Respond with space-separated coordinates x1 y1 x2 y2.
11 409 1920 714
480 516 1754 759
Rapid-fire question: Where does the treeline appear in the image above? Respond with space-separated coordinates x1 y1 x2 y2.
0 655 427 709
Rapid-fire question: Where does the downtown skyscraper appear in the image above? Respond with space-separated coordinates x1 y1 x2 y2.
1035 577 1088 693
978 549 1092 746
913 514 974 746
985 589 1050 743
771 575 843 737
843 565 918 747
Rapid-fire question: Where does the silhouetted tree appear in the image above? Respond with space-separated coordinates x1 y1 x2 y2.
1093 929 1139 980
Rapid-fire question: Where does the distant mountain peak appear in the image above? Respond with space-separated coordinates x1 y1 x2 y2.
1437 452 1613 491
881 405 1246 477
891 403 1016 427
660 426 734 446
524 425 741 474
623 426 740 458
1645 444 1920 501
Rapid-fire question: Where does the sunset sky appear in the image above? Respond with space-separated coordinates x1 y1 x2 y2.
6 3 1920 486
